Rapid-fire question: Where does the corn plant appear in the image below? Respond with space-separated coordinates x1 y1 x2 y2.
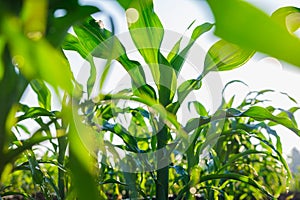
62 0 300 199
1 0 300 199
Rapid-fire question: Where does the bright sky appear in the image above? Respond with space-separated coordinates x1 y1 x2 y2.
20 0 300 158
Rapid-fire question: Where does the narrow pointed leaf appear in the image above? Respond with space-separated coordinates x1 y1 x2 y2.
118 0 164 83
199 173 273 198
30 79 51 110
171 23 214 74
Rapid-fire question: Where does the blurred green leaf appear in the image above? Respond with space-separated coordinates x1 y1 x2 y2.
3 16 73 92
67 109 100 200
47 2 99 47
0 36 5 80
204 40 255 73
207 0 300 67
271 6 300 33
21 0 47 40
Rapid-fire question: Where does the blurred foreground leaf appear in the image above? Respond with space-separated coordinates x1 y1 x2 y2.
207 0 300 67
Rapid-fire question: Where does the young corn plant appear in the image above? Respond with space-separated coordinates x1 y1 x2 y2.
1 0 300 199
63 0 300 199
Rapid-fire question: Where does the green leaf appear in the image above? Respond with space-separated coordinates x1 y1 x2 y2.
157 53 177 105
26 150 44 185
199 173 273 198
170 23 214 74
30 79 51 110
207 0 300 67
86 57 96 98
227 106 300 136
47 3 100 47
185 105 300 137
203 40 255 73
2 16 73 92
0 35 5 80
118 0 164 84
99 178 127 186
174 79 202 112
167 37 182 62
166 19 196 62
67 109 101 200
18 107 55 122
102 121 139 152
271 6 300 33
73 17 124 59
62 33 89 58
5 131 53 164
70 16 149 94
189 101 208 116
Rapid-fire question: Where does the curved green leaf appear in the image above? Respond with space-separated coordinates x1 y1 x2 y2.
272 6 300 33
207 0 300 67
170 23 214 74
18 107 55 122
30 79 51 110
203 39 255 73
199 173 273 198
118 0 164 83
2 16 73 92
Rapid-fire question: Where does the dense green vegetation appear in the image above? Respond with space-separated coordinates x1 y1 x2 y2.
1 0 300 199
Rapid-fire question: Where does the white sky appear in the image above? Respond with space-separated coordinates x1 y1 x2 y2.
20 0 300 158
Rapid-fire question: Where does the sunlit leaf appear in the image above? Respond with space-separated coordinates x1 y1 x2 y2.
30 79 51 110
68 17 150 95
0 36 5 80
203 39 255 73
189 101 208 117
62 33 89 58
207 0 300 67
170 23 214 74
3 16 73 92
119 0 164 83
67 108 101 200
271 6 300 33
17 107 55 122
21 0 47 40
228 106 300 136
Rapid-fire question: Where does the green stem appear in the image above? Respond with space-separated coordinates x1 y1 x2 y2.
156 125 169 200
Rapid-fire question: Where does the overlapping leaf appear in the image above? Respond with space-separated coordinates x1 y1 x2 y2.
207 0 300 67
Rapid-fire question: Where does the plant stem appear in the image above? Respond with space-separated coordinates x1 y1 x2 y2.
156 125 169 200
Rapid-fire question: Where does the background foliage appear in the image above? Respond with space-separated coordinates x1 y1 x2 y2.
0 0 300 199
